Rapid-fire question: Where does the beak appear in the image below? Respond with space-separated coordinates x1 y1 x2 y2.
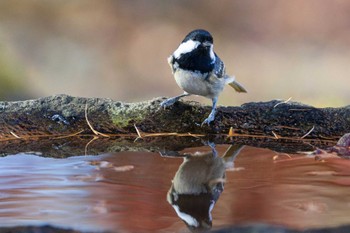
202 41 212 47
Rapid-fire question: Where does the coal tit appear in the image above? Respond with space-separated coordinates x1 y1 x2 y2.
161 29 247 126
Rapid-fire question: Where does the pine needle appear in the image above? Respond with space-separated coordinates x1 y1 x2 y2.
134 124 143 138
10 131 21 139
301 126 315 139
272 131 280 139
133 124 204 140
85 136 99 155
274 97 292 108
85 103 110 137
53 130 85 139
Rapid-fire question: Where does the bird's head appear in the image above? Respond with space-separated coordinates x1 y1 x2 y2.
182 29 213 46
173 29 215 61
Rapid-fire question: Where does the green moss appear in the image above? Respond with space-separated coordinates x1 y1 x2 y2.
109 101 151 128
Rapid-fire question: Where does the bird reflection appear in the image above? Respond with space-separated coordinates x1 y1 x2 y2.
164 144 244 232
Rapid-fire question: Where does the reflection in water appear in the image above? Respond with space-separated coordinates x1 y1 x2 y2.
2 146 350 232
166 145 244 232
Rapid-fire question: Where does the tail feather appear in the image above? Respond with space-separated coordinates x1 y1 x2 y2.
229 80 247 93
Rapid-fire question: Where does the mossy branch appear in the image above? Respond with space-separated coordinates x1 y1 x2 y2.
0 94 349 156
0 94 349 139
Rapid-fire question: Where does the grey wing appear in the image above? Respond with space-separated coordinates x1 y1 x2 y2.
213 54 226 78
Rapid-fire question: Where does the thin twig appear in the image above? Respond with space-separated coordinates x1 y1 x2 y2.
300 126 315 139
143 132 204 137
134 124 143 142
273 152 292 160
134 124 143 138
85 103 110 137
85 136 99 155
274 97 292 108
271 131 280 139
10 131 21 139
53 130 85 139
187 132 204 139
226 130 336 144
133 124 204 140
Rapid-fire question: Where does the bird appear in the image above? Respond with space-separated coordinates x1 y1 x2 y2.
160 29 247 126
166 144 245 231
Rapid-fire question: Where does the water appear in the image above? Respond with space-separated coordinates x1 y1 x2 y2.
0 145 350 232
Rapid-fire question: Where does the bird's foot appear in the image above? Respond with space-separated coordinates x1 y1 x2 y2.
201 112 216 126
201 97 218 126
160 97 178 108
160 93 190 109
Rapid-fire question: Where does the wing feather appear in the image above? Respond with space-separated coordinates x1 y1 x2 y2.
213 54 226 78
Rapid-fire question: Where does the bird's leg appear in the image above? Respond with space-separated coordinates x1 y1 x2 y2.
201 97 218 126
160 92 190 108
207 141 218 157
199 139 218 157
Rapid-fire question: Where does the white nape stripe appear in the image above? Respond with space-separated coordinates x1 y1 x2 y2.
209 44 215 62
173 40 200 59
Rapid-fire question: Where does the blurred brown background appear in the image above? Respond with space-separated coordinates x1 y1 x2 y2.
0 0 349 107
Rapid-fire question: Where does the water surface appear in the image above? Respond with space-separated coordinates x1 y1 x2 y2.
0 145 350 232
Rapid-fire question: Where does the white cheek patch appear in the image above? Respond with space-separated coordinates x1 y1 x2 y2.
173 205 199 227
209 44 215 62
173 40 200 59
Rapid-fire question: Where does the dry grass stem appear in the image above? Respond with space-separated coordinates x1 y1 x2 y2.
274 97 292 108
272 131 280 139
85 136 99 155
301 126 315 139
10 131 21 139
133 124 204 140
273 152 292 160
226 131 335 144
85 103 110 137
134 124 143 138
54 130 85 139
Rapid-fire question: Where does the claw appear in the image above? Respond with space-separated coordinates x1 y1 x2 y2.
160 98 177 108
160 93 190 109
201 97 218 126
201 115 214 126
